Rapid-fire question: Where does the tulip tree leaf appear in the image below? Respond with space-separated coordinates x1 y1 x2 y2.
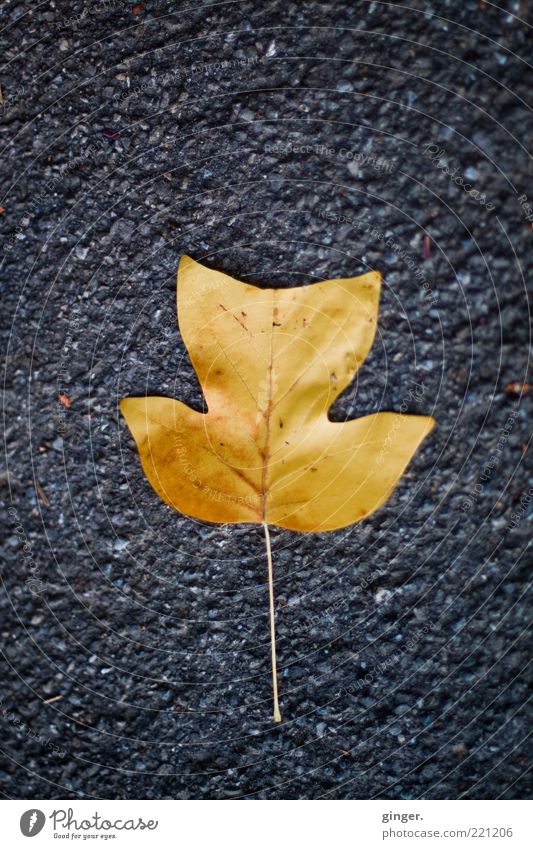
120 256 436 722
121 256 435 532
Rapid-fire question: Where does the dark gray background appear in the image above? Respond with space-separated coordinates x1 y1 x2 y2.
1 0 531 800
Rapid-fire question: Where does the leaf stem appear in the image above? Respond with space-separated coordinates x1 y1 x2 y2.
262 521 281 722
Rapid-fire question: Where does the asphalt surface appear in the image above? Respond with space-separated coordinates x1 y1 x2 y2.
1 0 531 800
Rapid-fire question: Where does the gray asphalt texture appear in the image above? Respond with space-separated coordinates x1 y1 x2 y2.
1 0 531 801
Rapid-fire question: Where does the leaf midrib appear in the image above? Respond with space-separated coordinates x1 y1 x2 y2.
260 290 276 521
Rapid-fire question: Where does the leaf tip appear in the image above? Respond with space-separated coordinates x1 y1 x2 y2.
119 396 146 435
424 414 437 433
119 396 134 417
363 268 382 289
340 268 382 299
177 253 196 278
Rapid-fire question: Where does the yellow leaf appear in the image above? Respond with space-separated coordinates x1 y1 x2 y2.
121 255 435 532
